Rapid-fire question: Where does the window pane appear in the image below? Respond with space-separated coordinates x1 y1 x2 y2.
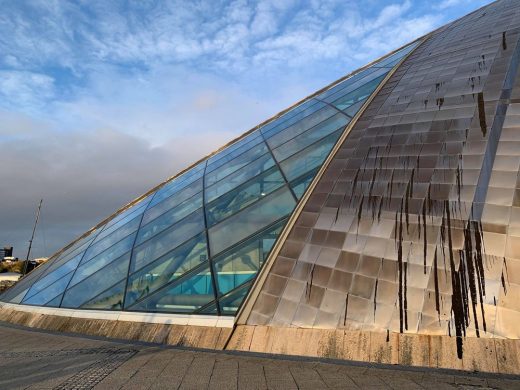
290 167 319 199
128 264 214 313
261 99 325 139
22 271 73 306
280 129 341 182
131 208 205 273
209 186 296 255
218 281 252 315
213 220 285 296
80 216 140 265
61 253 130 308
206 152 275 203
125 233 208 308
272 113 348 161
96 201 149 242
136 193 202 245
208 131 261 165
143 178 203 225
206 132 263 172
330 73 387 111
23 253 83 301
205 142 269 187
316 67 380 100
149 163 205 207
265 105 337 150
206 166 285 227
81 281 125 310
69 236 134 288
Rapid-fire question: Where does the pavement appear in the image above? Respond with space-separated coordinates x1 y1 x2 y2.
0 322 519 390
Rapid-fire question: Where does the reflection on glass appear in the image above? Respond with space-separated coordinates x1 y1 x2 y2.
205 142 269 186
137 193 202 245
214 220 285 296
209 186 296 255
206 167 285 227
272 113 348 161
69 237 134 288
143 178 203 225
81 281 125 310
23 271 73 306
62 253 130 308
128 264 214 313
280 129 342 181
218 282 252 315
131 208 205 273
125 234 208 308
266 105 337 149
206 153 275 203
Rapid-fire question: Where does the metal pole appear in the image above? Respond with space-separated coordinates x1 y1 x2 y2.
23 199 42 276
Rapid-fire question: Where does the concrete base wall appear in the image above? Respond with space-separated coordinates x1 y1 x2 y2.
0 305 232 350
226 325 520 375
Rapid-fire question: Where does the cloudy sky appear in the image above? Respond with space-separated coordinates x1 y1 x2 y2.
0 0 491 259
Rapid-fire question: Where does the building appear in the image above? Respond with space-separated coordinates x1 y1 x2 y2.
1 0 519 374
0 247 13 261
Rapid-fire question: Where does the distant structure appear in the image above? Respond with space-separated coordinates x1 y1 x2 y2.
0 247 16 262
1 0 519 374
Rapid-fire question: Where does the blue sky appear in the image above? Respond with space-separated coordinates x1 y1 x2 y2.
0 0 492 258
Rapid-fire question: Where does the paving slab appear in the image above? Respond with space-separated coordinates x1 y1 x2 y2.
0 322 519 389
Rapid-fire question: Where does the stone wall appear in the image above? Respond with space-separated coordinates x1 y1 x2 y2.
226 325 520 375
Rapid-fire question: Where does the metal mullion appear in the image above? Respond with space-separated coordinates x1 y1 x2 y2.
57 219 114 308
260 136 299 202
120 191 159 310
267 103 350 156
126 258 212 311
202 160 222 315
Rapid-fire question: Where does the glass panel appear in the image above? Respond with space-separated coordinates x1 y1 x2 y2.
142 178 203 225
206 152 275 203
330 74 387 111
205 142 269 187
316 66 381 100
372 42 417 68
208 131 261 165
272 113 348 161
44 293 63 307
69 236 134 288
261 99 326 139
206 132 264 173
218 281 252 315
344 98 367 117
23 253 83 301
290 167 319 199
321 67 388 104
80 216 140 265
61 253 130 308
214 220 285 295
81 281 125 310
125 233 208 308
22 271 73 306
95 201 148 242
265 105 337 150
136 193 202 245
206 166 285 227
131 208 205 273
197 302 218 314
209 186 296 255
9 288 29 304
280 129 341 182
128 264 214 313
149 163 205 208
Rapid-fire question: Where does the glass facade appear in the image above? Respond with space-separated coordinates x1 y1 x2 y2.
1 41 417 315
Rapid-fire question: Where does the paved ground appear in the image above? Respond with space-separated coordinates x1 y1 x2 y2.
0 322 519 390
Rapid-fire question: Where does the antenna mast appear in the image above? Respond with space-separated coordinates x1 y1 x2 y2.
23 199 43 276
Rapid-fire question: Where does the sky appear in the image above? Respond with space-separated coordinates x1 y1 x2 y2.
0 0 493 259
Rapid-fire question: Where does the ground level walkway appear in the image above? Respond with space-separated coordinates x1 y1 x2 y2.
0 322 518 389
